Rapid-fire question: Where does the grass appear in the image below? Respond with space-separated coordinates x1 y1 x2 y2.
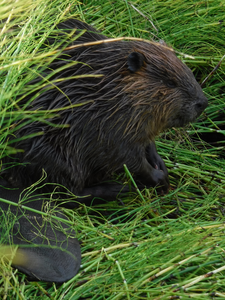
0 0 225 299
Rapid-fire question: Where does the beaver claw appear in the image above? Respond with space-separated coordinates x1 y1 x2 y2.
146 142 168 175
137 142 170 194
151 167 169 194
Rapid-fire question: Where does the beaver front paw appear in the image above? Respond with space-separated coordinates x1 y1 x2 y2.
146 142 168 175
151 167 169 194
134 142 170 194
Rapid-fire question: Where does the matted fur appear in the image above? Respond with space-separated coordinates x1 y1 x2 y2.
2 19 208 202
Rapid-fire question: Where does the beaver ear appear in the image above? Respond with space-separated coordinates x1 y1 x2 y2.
127 52 145 73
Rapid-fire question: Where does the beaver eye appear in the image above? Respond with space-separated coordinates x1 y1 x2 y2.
166 79 177 88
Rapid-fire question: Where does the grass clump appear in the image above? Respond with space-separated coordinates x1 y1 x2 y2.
0 0 225 299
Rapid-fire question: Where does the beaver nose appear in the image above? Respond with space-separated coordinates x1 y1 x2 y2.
195 97 208 114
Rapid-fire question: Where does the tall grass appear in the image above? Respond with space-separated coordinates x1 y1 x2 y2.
0 0 225 299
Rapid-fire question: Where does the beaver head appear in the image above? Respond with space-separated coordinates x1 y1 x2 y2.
121 42 208 138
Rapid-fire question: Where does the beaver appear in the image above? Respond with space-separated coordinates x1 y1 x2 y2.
0 19 208 282
1 19 208 205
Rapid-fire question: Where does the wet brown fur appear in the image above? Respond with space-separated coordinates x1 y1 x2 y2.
1 19 208 204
